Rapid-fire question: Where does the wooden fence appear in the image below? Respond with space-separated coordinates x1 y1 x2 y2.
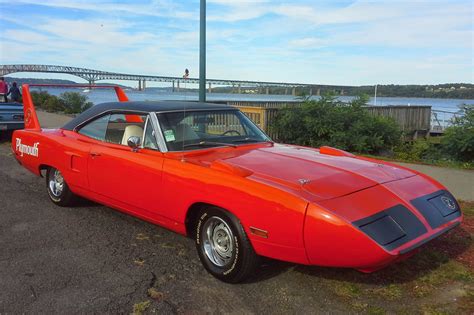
227 101 432 139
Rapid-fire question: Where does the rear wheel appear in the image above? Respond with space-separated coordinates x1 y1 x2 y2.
46 167 77 206
195 207 259 283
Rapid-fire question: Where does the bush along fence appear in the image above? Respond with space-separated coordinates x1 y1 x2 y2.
229 96 473 165
229 99 432 140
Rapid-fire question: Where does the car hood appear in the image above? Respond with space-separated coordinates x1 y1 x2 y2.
202 144 417 201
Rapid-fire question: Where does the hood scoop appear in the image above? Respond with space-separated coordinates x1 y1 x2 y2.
319 146 355 157
210 160 253 177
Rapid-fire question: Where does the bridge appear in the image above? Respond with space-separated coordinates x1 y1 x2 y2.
0 64 339 95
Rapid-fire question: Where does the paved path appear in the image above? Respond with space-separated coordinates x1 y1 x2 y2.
394 162 474 201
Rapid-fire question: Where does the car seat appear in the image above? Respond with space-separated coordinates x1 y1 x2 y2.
121 125 144 145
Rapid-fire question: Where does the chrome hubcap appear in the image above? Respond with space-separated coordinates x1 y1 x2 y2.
49 169 64 197
202 216 234 267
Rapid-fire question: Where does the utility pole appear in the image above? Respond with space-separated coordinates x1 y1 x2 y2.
199 0 206 102
374 84 378 106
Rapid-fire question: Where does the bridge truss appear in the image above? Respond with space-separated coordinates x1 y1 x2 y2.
0 64 311 90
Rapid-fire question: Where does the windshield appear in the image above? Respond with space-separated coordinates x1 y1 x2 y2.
157 110 271 151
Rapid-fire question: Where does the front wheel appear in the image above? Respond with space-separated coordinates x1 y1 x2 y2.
46 167 78 206
195 207 259 283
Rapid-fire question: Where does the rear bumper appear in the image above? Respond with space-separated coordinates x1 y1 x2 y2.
0 122 24 131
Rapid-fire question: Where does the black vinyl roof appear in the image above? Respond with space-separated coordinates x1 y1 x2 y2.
62 101 234 130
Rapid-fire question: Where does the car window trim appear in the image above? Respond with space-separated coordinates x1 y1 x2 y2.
142 115 162 151
150 112 168 152
75 110 149 146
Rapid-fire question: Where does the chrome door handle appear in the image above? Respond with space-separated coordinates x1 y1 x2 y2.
90 152 101 157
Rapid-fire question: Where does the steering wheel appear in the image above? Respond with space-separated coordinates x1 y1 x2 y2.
221 130 241 136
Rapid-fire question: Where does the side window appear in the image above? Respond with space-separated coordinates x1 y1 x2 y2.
143 117 159 150
78 114 110 141
78 113 147 145
105 113 146 145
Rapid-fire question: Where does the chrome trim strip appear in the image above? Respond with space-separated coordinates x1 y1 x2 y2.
154 107 235 114
72 109 149 132
141 116 149 149
150 112 168 152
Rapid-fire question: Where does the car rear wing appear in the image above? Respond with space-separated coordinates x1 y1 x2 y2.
21 84 129 130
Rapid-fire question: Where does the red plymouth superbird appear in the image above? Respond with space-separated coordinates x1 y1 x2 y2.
12 85 462 283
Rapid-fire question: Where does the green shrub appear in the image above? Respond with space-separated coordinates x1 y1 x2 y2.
270 94 402 154
43 97 66 112
30 91 57 109
59 92 93 114
394 139 438 162
29 91 92 114
440 105 474 162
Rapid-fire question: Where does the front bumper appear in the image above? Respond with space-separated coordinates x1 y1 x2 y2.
304 182 462 271
352 190 461 254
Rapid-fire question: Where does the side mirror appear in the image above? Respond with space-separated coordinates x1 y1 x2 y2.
127 136 141 152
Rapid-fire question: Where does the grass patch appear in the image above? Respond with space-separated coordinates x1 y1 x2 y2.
361 153 474 170
367 284 403 300
329 280 361 299
459 200 474 217
413 260 472 297
132 300 151 315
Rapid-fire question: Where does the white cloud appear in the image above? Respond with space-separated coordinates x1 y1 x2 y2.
289 37 327 48
0 0 197 20
0 0 472 84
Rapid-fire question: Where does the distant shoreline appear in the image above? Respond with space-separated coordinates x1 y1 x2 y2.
4 77 474 100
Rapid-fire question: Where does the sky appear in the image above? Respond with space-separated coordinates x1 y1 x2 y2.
0 0 472 86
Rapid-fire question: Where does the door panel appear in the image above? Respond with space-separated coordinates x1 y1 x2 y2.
88 143 165 214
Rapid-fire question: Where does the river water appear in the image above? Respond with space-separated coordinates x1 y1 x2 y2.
32 87 474 113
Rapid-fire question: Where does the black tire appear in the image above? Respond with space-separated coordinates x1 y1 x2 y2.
195 207 259 283
45 167 77 206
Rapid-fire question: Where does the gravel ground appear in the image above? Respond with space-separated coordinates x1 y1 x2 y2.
0 139 348 314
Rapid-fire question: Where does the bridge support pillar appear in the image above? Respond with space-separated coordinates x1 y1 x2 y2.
292 87 296 96
340 89 344 96
177 81 180 92
317 88 321 96
208 83 212 93
309 87 313 96
172 81 175 92
265 87 269 95
238 84 241 94
138 80 142 91
88 80 95 86
142 80 146 91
